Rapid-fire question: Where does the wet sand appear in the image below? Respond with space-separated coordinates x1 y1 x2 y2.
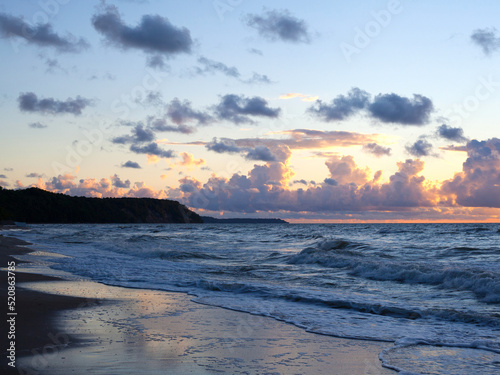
1 234 395 375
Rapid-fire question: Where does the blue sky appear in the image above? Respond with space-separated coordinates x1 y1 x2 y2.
1 0 500 222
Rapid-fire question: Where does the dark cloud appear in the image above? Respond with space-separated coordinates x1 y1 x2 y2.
405 138 434 157
245 146 277 162
308 88 370 121
18 92 92 116
26 172 42 178
206 138 242 153
323 178 338 186
92 6 192 57
29 122 48 129
0 174 7 179
471 28 500 55
112 124 155 144
362 143 392 157
130 142 174 158
0 13 88 52
213 94 280 124
436 124 467 143
196 57 240 78
441 138 500 207
121 161 142 169
293 179 308 186
148 118 195 134
112 124 175 158
167 98 212 126
246 9 311 44
111 174 131 188
4 168 13 172
368 93 434 125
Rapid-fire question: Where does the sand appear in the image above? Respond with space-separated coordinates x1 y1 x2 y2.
1 234 395 375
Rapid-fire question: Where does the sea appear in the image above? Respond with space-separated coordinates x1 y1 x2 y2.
3 223 500 374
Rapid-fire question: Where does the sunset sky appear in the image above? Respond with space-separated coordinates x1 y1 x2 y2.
1 0 500 222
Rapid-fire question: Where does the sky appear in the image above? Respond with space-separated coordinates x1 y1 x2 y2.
1 0 500 222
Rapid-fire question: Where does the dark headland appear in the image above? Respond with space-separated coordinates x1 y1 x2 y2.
0 187 202 224
0 187 288 224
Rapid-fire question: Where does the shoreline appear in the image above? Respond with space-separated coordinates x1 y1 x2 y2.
1 233 395 374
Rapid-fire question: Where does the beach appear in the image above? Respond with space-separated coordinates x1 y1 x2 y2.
1 234 395 375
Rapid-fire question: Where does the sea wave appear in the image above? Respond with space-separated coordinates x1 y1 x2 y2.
289 240 500 303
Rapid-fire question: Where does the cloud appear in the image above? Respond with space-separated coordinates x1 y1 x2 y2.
130 142 175 158
26 172 42 178
368 93 434 125
111 174 131 188
325 155 369 185
307 89 434 126
172 129 382 152
121 161 142 169
280 93 318 102
0 174 7 179
0 13 88 52
206 138 242 153
440 145 467 152
205 138 289 162
196 56 240 78
195 57 272 85
471 28 500 55
167 98 213 126
213 94 280 124
146 54 168 69
441 138 500 208
362 143 392 157
18 92 92 116
169 156 435 215
92 5 192 58
134 90 163 107
149 118 195 134
28 121 48 129
43 57 65 74
243 72 273 85
245 146 277 162
112 124 155 144
246 9 311 43
35 173 168 199
308 88 370 121
112 124 175 158
405 138 434 157
436 124 467 143
172 152 205 169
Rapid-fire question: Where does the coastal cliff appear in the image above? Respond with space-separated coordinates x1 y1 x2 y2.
0 187 202 224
